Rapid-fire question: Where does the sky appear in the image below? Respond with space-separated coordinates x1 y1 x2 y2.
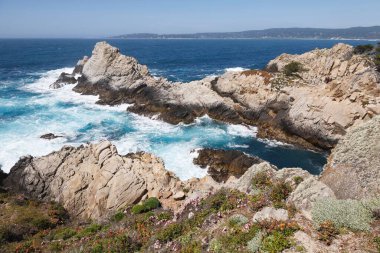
0 0 379 38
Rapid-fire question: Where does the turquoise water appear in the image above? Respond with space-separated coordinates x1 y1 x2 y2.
1 39 370 179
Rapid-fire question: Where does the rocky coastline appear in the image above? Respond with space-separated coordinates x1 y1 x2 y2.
65 42 379 150
1 42 379 252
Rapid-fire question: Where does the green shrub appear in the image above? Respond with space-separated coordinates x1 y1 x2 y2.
144 197 161 209
311 198 378 231
209 192 228 211
247 231 263 252
180 240 202 253
49 202 69 222
354 44 374 54
88 234 141 253
32 217 53 230
77 223 102 238
228 214 249 227
283 62 305 76
14 240 40 253
317 220 339 245
157 211 172 221
218 225 260 252
209 239 223 253
156 223 184 242
91 242 103 253
131 197 161 214
131 204 145 214
49 241 63 252
54 228 77 240
252 172 272 189
261 231 291 253
0 226 17 243
111 211 125 222
374 236 380 253
270 181 292 203
293 176 303 185
374 54 380 71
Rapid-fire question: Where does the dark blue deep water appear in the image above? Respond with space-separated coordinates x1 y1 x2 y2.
0 39 372 179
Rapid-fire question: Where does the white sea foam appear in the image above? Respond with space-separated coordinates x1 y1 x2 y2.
227 144 249 149
225 67 249 72
23 67 130 112
23 67 74 93
226 124 257 137
0 67 209 181
0 67 315 180
258 138 291 147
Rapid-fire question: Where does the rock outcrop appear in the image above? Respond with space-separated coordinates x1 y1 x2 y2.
193 148 262 182
321 116 380 199
40 133 63 140
59 42 379 150
4 141 181 220
4 140 336 222
212 44 379 149
50 72 77 89
72 56 89 75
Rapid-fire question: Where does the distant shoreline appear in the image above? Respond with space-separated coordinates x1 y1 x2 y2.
0 38 379 41
108 38 380 41
112 26 380 41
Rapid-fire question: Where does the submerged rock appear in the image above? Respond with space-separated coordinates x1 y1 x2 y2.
40 133 63 140
50 72 77 89
193 148 262 183
321 116 380 199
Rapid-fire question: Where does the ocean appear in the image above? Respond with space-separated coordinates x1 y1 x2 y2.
0 39 372 179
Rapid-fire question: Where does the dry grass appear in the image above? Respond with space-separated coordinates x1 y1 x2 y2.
241 70 272 84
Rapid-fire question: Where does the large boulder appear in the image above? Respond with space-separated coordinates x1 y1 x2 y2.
288 177 335 219
320 116 380 199
252 207 289 222
50 72 77 89
193 148 262 182
4 141 180 220
78 42 151 90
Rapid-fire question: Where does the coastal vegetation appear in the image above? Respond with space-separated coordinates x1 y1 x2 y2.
353 44 374 54
0 187 308 252
0 41 379 252
131 197 161 214
354 42 380 71
283 61 306 77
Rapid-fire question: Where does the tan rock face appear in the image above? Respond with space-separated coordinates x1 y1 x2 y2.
320 116 380 199
68 42 379 149
4 140 339 224
4 141 180 220
212 44 379 149
252 207 289 222
82 42 151 89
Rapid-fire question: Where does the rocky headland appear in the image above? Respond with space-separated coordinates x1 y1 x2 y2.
0 42 379 252
62 42 380 150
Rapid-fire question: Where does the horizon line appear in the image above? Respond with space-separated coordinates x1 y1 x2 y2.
1 25 380 40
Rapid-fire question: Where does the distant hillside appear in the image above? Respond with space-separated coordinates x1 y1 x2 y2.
113 26 380 40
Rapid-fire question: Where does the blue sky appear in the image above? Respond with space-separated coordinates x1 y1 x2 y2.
0 0 379 38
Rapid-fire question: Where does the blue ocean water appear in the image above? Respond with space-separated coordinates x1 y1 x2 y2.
0 39 372 179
